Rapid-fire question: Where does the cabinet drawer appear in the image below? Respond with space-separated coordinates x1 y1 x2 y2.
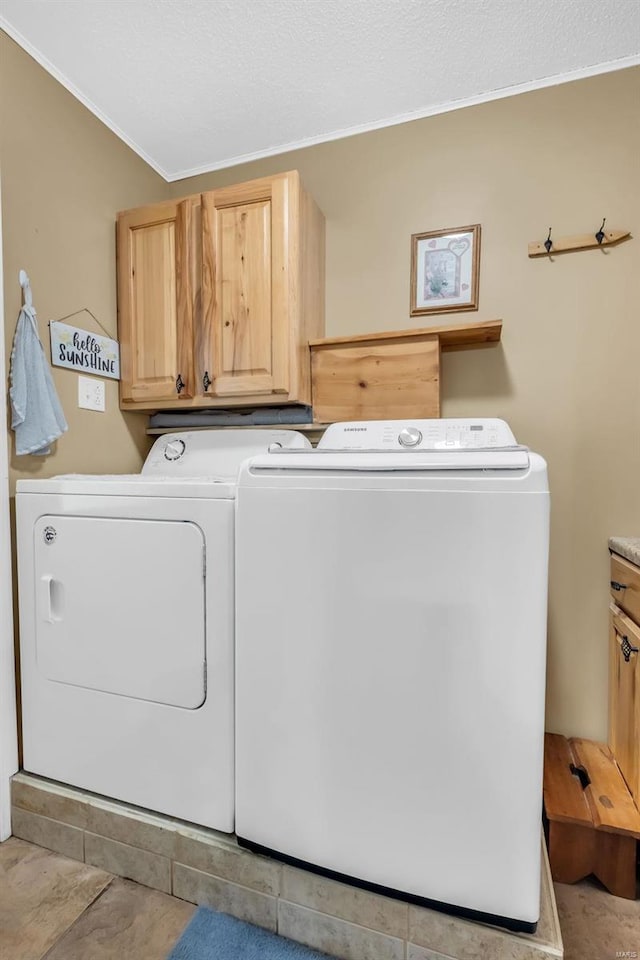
610 553 640 623
608 602 640 802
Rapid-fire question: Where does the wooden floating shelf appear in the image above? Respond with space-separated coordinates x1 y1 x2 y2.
528 230 630 258
310 320 502 423
309 318 502 352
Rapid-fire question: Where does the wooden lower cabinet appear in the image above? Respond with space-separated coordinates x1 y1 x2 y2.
117 171 325 411
609 593 640 803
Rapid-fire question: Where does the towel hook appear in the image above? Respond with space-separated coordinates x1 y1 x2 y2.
595 218 606 244
18 269 34 311
544 227 553 254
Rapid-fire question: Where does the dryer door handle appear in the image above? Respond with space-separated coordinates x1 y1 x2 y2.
39 575 63 624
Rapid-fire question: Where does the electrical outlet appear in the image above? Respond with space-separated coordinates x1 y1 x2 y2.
78 376 106 412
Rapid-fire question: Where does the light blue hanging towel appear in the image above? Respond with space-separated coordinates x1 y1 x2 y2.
9 270 68 456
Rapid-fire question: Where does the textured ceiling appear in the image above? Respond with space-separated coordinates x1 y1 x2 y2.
1 0 639 182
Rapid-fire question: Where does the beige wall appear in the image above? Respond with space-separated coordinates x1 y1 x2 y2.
1 33 169 488
1 31 638 741
172 67 640 740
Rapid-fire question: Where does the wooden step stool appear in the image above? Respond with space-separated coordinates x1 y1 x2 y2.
543 733 640 898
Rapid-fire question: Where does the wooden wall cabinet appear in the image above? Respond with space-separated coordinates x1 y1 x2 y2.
609 551 640 804
117 171 325 411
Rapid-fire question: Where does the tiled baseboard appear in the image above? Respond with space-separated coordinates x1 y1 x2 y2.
10 772 563 960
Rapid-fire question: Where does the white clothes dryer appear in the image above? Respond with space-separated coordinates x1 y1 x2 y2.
235 419 549 931
16 428 309 831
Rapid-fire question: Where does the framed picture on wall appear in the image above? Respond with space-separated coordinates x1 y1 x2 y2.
410 224 480 316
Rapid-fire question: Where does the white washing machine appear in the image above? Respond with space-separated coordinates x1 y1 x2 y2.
16 428 309 831
235 419 549 931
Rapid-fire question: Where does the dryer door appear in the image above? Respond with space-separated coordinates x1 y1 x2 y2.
33 516 206 709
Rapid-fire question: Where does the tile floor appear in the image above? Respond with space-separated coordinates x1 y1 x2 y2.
0 838 194 960
0 836 638 960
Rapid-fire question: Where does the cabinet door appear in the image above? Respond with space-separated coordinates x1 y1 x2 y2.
118 197 200 402
201 173 295 397
609 604 640 800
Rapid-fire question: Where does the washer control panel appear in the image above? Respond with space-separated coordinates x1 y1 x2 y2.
318 419 517 451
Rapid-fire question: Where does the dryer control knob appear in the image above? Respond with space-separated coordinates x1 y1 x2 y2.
164 439 186 461
398 427 422 447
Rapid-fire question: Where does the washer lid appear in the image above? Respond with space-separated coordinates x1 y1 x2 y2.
246 447 531 472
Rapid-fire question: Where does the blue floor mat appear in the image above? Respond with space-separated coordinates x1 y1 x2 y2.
167 906 335 960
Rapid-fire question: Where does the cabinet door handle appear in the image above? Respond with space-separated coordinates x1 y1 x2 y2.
176 374 185 395
621 635 639 662
202 371 212 392
610 580 628 591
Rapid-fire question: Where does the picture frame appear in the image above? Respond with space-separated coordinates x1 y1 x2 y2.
410 224 481 316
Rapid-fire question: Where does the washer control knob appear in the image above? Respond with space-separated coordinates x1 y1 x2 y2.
398 427 423 447
164 438 186 461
